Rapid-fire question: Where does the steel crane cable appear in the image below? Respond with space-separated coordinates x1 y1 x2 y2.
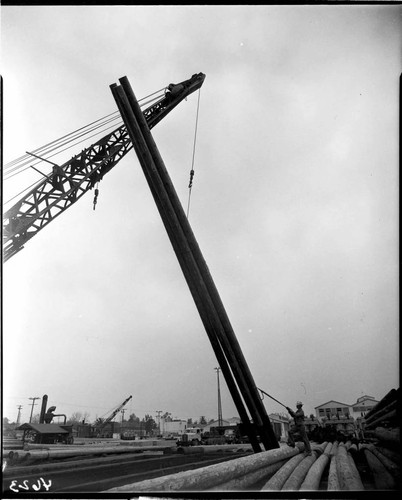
3 119 122 206
4 88 165 171
4 88 166 177
3 117 123 180
3 111 121 173
3 90 166 207
3 113 123 181
186 88 201 219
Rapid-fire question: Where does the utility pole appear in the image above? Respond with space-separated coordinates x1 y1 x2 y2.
29 397 40 423
215 367 223 427
155 410 162 436
121 408 126 435
16 405 23 427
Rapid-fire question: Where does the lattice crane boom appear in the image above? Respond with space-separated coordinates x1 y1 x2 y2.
3 73 205 262
97 395 133 430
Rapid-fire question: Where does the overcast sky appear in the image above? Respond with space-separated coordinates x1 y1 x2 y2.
1 5 400 426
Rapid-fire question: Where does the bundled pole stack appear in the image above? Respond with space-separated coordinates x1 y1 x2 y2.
104 446 300 492
336 442 364 490
299 442 333 490
108 75 279 453
363 388 400 445
327 441 340 490
360 443 400 490
359 387 400 490
260 442 329 491
326 441 365 491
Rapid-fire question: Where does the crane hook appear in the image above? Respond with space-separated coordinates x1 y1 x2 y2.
93 183 99 210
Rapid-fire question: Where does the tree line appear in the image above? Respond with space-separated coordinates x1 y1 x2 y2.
3 413 215 430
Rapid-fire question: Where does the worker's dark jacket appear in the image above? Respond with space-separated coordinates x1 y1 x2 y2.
288 408 306 428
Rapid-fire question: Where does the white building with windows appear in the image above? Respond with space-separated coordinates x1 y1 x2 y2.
315 395 379 422
349 395 378 419
315 400 351 420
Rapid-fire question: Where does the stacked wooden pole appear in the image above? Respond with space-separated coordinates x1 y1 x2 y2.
299 442 332 490
7 445 174 463
109 77 279 453
360 443 400 489
335 442 364 490
104 446 299 492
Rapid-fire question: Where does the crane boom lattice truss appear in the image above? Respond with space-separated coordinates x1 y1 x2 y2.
96 395 133 431
3 73 205 262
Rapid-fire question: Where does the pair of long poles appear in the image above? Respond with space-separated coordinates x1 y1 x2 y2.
110 77 279 452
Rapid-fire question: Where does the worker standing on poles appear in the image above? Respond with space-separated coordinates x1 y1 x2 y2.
286 401 312 455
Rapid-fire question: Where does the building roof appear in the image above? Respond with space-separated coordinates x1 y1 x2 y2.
350 395 378 405
314 400 351 409
16 423 69 434
205 419 234 427
226 417 241 424
315 396 379 410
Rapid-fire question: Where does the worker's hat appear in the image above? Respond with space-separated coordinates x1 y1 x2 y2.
296 401 303 406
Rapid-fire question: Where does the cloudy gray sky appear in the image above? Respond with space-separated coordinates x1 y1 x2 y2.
1 5 400 426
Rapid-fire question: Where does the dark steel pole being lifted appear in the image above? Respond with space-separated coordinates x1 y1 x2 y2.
111 77 278 451
119 77 279 451
110 82 261 452
117 78 268 441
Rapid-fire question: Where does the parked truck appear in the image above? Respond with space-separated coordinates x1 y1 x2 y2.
176 427 203 446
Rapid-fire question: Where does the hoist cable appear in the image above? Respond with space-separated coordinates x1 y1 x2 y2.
4 114 122 174
3 87 167 206
4 92 163 178
3 117 122 181
4 89 165 173
4 111 121 171
186 88 201 219
4 120 124 181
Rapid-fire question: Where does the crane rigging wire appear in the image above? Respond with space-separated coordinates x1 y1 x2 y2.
4 115 123 174
3 111 122 172
3 88 167 207
4 115 123 179
3 120 123 207
186 88 201 219
4 88 166 175
4 87 165 170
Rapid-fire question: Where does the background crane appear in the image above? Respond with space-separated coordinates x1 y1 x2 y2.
93 395 133 437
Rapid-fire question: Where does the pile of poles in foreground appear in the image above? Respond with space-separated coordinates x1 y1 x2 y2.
102 438 400 492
